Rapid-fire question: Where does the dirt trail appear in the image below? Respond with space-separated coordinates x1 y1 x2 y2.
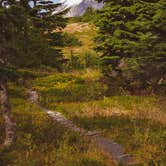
28 89 137 165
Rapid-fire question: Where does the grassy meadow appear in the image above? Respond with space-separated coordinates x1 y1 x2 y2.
32 69 166 165
0 83 112 166
0 22 165 166
60 23 100 70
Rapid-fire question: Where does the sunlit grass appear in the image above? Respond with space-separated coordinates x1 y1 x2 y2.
1 72 165 165
61 22 98 59
0 84 113 166
33 71 107 104
1 20 165 165
46 96 166 165
31 67 166 165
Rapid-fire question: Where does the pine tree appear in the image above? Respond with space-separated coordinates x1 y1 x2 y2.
95 0 166 94
0 3 28 148
81 7 96 22
0 0 67 148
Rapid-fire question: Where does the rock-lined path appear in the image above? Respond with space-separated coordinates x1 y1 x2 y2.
28 89 137 165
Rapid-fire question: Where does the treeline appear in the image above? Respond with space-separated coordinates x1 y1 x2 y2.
69 0 166 95
94 0 166 95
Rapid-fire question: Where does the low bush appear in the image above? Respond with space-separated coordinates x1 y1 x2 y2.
50 32 82 47
33 73 106 105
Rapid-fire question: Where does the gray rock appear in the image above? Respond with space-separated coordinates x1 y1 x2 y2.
66 0 103 17
55 0 104 17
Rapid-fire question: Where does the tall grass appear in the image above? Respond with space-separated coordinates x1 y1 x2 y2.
0 84 112 166
47 96 166 165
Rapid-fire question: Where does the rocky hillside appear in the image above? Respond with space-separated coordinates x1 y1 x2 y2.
67 0 103 17
63 0 103 17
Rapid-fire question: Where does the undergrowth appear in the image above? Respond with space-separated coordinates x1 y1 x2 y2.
0 84 112 166
33 71 107 105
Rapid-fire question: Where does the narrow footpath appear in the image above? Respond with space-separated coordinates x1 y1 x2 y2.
28 89 137 166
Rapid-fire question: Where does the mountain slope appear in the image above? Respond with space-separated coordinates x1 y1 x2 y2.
65 0 104 17
60 0 82 7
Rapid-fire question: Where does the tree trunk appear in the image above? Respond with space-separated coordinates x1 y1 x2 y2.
0 79 16 148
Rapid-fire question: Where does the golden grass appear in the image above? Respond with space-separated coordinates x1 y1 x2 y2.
61 22 98 58
0 84 114 166
71 68 102 82
54 96 166 125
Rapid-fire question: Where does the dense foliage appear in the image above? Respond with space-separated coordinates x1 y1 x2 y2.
0 0 67 150
81 7 97 22
0 0 67 80
50 32 82 47
95 0 166 94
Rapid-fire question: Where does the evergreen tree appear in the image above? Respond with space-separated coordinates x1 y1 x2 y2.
0 0 67 148
95 0 166 94
81 7 96 22
0 3 28 148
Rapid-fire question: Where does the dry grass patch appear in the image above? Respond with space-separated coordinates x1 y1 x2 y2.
63 23 93 34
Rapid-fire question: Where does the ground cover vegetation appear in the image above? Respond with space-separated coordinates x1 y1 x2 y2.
0 0 67 151
32 69 166 165
0 83 112 166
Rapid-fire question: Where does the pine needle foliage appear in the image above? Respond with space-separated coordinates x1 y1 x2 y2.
95 0 166 94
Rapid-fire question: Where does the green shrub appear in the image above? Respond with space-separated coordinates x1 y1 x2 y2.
50 32 82 47
84 52 100 68
33 73 106 104
67 54 83 70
